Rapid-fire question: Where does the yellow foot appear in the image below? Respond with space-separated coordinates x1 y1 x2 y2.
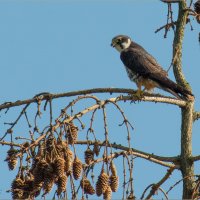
129 90 144 103
135 89 144 99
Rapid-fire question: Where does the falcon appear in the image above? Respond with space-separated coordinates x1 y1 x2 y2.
111 35 193 100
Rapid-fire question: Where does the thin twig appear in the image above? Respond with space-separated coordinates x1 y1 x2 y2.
0 103 30 141
166 175 199 194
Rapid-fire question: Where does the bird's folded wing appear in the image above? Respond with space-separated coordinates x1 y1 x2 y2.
120 48 168 78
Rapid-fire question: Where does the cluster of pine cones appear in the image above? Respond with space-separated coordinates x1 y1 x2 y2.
95 162 119 200
6 122 119 199
11 135 74 199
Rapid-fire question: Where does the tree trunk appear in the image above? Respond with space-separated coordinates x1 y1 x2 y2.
181 102 194 198
172 1 195 198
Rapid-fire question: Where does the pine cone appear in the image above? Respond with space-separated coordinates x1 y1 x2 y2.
64 147 74 174
84 148 94 165
5 148 18 170
8 157 18 170
43 176 55 195
103 186 112 200
81 177 95 195
93 141 100 156
43 163 55 195
56 174 67 195
96 170 109 196
110 161 117 176
12 189 24 200
37 143 45 157
56 140 67 158
54 157 65 177
110 175 119 192
33 159 48 192
12 177 24 189
46 134 56 154
67 122 78 145
72 157 82 180
11 177 24 199
22 176 34 198
7 147 18 157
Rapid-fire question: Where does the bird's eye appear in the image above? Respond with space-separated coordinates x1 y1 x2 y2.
117 39 121 44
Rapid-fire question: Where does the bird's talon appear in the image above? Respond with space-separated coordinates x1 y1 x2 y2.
135 90 144 99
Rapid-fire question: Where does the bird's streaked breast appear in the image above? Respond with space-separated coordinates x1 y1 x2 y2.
125 67 138 82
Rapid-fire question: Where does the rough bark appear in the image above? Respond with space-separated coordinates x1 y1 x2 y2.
172 1 195 198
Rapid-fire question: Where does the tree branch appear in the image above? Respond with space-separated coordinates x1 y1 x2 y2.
192 155 200 161
172 2 192 91
75 140 179 168
193 111 200 121
144 167 174 199
0 88 187 112
0 141 21 147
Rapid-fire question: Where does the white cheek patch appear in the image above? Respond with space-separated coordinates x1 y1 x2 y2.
122 39 131 49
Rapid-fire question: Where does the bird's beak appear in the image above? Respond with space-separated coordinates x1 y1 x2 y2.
111 42 115 47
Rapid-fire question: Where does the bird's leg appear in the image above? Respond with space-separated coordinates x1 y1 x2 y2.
135 82 144 99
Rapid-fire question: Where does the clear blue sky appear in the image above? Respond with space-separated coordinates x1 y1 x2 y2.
0 0 199 199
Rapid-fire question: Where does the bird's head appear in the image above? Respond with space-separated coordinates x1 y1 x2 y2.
111 35 131 52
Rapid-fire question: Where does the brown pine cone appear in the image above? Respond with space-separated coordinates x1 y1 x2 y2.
54 157 65 177
67 122 78 145
7 157 18 170
22 176 34 198
81 177 95 195
43 176 55 195
43 163 55 195
56 174 67 195
96 170 109 196
103 186 112 200
5 148 18 170
64 147 74 174
46 134 56 153
110 161 117 176
110 175 119 192
56 140 67 158
84 148 94 165
72 157 82 180
11 177 24 200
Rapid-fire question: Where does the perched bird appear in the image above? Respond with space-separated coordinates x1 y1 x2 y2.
111 35 193 100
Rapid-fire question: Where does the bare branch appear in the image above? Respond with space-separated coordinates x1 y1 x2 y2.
193 111 200 121
0 141 21 147
0 88 187 111
75 140 179 168
192 155 200 161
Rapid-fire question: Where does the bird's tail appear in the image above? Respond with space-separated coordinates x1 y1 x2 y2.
154 76 194 100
